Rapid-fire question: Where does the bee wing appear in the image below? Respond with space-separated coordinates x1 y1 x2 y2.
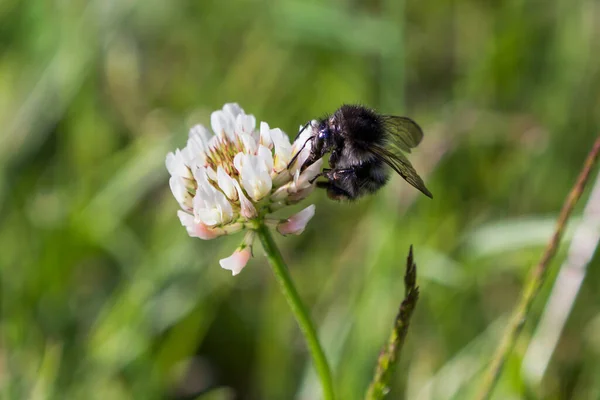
381 116 424 153
370 144 433 198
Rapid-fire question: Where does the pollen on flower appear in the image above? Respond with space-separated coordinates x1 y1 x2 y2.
205 136 244 177
166 103 323 275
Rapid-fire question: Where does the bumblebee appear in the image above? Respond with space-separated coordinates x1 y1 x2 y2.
298 104 432 201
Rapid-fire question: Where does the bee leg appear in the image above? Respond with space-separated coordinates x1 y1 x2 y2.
329 149 340 167
315 181 354 201
309 168 331 184
324 168 357 180
309 168 356 184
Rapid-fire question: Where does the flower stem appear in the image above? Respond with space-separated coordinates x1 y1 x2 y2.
256 224 335 400
476 136 600 400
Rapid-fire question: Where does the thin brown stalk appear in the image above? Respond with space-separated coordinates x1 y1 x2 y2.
476 136 600 400
365 245 420 400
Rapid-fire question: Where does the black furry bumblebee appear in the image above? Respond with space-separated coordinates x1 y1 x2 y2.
296 104 432 201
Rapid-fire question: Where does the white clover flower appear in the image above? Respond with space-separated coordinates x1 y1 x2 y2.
166 103 322 275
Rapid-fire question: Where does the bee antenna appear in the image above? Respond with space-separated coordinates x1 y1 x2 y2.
287 135 315 169
294 121 311 141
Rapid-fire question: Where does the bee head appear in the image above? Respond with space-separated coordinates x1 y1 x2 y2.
304 118 338 166
316 118 335 149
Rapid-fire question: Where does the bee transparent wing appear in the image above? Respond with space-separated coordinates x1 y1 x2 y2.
380 116 424 153
370 144 433 198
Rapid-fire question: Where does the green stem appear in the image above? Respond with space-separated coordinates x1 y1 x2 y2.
256 224 335 400
476 137 600 400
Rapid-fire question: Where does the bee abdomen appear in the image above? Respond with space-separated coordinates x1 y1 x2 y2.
349 158 388 196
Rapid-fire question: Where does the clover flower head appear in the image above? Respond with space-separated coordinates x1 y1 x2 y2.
166 103 322 275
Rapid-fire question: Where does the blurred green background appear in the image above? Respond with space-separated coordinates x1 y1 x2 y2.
2 0 600 399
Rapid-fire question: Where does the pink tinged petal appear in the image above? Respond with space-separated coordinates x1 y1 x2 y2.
277 204 316 236
220 231 255 275
177 210 224 240
193 222 224 239
217 166 238 201
260 122 273 148
239 198 257 219
219 247 252 276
